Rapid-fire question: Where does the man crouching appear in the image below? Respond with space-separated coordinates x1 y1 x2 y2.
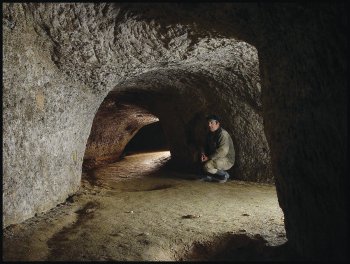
199 114 235 183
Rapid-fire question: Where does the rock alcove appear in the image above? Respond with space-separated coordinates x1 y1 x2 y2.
3 3 348 261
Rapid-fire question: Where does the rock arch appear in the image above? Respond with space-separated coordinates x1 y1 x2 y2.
3 2 347 260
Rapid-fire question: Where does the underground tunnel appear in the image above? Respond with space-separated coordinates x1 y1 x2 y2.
123 121 169 155
82 90 167 171
3 2 348 261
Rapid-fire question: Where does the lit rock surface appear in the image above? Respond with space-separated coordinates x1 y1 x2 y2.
83 91 159 170
3 3 347 261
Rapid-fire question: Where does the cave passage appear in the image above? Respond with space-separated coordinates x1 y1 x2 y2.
3 149 288 261
64 62 288 260
70 103 287 261
6 96 286 261
123 121 169 156
4 3 347 260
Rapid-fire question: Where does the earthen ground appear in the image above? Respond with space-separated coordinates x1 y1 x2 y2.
3 151 289 261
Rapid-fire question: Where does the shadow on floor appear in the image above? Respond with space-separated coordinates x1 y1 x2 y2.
182 232 301 261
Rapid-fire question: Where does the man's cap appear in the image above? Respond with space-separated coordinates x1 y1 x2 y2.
206 114 220 122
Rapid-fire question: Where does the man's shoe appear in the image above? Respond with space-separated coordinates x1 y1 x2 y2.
198 175 213 182
217 172 230 183
218 177 227 183
212 170 229 182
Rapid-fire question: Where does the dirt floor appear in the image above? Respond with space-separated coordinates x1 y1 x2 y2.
3 151 292 261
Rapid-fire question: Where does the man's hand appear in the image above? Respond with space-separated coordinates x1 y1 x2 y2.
201 153 209 162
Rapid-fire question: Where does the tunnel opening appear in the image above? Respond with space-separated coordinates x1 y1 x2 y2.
2 2 347 261
6 3 329 261
72 67 287 261
81 89 174 187
122 121 169 156
59 27 285 260
81 90 164 172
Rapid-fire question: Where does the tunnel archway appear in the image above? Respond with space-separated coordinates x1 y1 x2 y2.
3 3 347 260
83 56 272 183
123 121 169 155
82 91 161 171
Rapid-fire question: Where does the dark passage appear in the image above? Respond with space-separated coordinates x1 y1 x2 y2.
123 121 169 155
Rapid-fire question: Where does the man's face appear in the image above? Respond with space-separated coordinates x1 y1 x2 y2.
208 120 220 132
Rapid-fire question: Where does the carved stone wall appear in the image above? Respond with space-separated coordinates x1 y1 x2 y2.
3 2 347 260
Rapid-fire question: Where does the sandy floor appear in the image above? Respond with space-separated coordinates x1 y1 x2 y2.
3 151 290 261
